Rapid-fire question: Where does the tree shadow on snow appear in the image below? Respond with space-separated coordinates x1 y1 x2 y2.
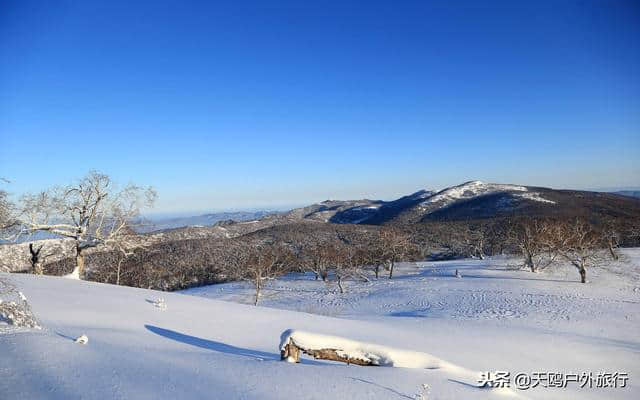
55 332 77 341
145 325 324 365
389 310 431 318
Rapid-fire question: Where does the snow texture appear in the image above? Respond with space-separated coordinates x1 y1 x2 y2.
0 278 40 331
515 192 556 204
279 328 482 387
2 249 639 399
425 180 528 206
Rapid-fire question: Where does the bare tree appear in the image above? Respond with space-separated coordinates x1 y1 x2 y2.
555 219 604 283
484 220 510 256
0 179 17 232
508 218 558 273
378 227 415 279
229 242 293 305
601 219 621 261
106 227 142 285
333 243 370 293
366 243 385 279
466 227 487 259
299 241 335 282
436 223 479 259
13 171 156 278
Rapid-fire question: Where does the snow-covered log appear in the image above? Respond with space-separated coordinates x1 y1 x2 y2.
280 329 451 369
278 330 490 389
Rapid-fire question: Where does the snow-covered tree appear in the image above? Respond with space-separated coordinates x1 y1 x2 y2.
0 277 40 330
0 178 16 231
12 171 156 279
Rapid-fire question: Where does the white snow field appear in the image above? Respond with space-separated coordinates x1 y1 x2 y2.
2 250 639 399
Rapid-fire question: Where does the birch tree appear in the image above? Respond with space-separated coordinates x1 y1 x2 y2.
13 171 156 279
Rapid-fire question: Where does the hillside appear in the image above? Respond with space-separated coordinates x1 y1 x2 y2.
284 181 640 225
136 210 279 233
3 250 639 399
614 191 640 199
3 180 639 275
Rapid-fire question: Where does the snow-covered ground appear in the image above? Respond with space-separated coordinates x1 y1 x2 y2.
2 250 639 399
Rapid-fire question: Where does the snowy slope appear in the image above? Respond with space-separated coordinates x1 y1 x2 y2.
2 251 639 399
418 181 556 213
424 181 528 206
184 250 640 399
2 275 512 400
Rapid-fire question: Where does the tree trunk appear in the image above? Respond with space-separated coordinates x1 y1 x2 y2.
388 261 394 279
76 246 85 279
526 254 536 273
477 246 485 260
608 244 619 261
29 244 44 275
34 261 43 275
116 258 123 285
254 277 261 306
281 339 301 363
337 276 344 294
579 265 586 284
374 265 379 279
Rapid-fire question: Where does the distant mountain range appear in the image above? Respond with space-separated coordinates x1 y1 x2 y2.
4 180 640 272
274 181 640 225
137 211 280 233
138 181 640 234
613 190 640 199
10 181 638 241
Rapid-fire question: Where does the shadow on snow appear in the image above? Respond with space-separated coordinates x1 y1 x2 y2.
144 325 326 365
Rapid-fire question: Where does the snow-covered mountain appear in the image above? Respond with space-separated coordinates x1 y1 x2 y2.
283 199 385 224
3 181 638 273
285 180 640 225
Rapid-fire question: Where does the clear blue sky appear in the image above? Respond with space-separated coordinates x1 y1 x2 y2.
1 1 639 213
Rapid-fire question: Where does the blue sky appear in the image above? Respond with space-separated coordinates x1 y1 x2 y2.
1 1 639 213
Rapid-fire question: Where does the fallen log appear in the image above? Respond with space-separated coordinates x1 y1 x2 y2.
279 329 514 394
279 329 425 367
280 338 376 366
